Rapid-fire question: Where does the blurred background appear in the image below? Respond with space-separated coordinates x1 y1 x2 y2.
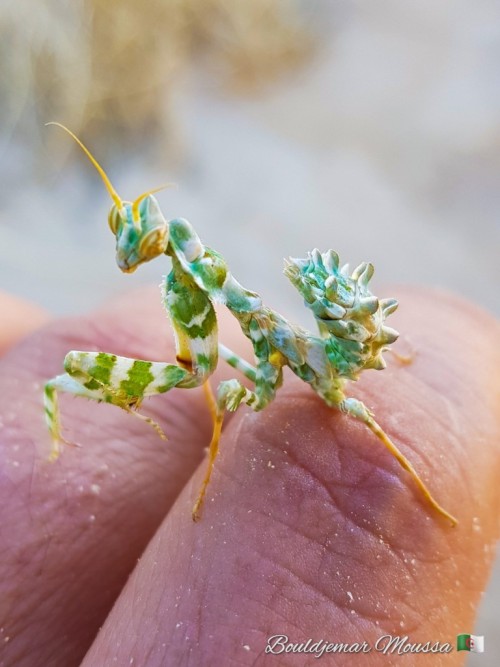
0 0 498 658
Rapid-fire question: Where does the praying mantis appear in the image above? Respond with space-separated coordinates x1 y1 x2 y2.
44 123 457 526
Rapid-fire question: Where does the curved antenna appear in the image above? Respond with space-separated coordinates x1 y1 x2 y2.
46 122 124 213
131 183 177 228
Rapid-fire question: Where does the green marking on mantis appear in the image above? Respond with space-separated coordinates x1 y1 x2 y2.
44 123 458 527
120 360 155 397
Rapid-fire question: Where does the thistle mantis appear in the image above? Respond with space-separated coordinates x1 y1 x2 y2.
44 123 457 526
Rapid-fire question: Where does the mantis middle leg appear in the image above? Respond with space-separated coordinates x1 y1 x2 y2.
192 353 284 520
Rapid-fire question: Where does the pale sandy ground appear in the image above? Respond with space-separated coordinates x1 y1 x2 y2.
1 2 499 664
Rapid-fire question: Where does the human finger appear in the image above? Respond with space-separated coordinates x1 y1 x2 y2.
0 290 49 355
0 286 250 667
82 288 500 667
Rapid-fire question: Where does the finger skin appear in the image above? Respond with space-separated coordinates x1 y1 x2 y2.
0 287 250 667
81 288 500 667
0 291 49 355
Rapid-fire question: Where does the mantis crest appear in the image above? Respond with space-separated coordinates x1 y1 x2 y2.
44 123 457 526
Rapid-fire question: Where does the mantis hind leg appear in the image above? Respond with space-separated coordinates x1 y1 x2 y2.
340 397 457 526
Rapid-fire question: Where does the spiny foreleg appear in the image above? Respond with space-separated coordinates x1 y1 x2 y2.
44 351 190 460
340 397 457 526
44 374 102 460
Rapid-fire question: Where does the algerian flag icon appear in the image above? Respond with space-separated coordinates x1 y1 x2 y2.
457 634 484 653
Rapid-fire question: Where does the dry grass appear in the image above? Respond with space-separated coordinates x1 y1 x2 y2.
1 0 312 162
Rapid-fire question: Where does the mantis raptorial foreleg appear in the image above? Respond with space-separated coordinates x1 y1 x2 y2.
45 256 221 453
44 374 101 458
44 352 192 459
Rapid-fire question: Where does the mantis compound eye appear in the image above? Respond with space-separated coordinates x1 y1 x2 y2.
108 204 123 235
138 226 169 259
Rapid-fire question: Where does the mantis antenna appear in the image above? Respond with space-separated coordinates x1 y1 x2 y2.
131 184 176 228
46 122 125 214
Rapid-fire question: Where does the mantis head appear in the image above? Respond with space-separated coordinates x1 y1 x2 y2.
47 123 171 273
107 192 170 273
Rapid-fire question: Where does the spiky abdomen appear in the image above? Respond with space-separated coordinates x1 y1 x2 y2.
284 249 399 381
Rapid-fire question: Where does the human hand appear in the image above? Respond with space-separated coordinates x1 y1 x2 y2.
0 286 499 666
